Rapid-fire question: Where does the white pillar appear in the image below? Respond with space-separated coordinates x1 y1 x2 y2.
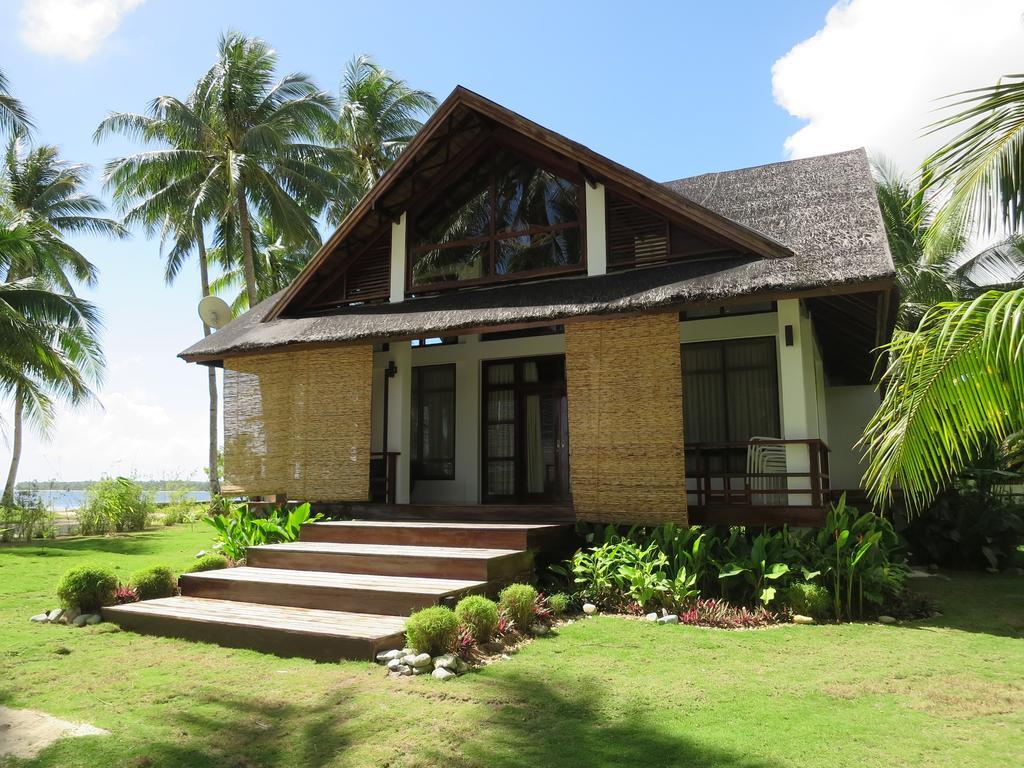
777 299 817 504
386 341 413 503
585 183 607 276
389 213 407 303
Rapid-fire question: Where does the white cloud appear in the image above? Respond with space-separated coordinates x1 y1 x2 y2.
772 0 1024 172
18 0 145 61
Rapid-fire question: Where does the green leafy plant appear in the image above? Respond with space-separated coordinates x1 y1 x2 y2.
130 565 178 600
781 582 832 621
56 565 117 612
184 554 230 573
78 477 153 534
454 595 499 643
205 502 322 562
498 583 539 631
718 531 792 605
545 592 571 616
405 606 459 655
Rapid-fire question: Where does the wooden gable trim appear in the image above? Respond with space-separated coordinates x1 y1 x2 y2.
266 87 793 321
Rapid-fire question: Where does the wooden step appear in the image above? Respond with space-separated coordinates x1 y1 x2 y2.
312 502 574 523
102 597 406 661
246 541 533 582
300 520 566 550
180 567 485 615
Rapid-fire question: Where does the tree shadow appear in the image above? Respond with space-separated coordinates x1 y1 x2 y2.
899 571 1024 640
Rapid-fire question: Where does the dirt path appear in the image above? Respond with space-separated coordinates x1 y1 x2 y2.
0 706 107 760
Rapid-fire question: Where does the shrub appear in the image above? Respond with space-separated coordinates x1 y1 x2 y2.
130 565 178 600
79 477 153 534
546 592 571 616
454 595 499 643
678 598 779 629
184 554 230 573
781 582 832 620
405 606 459 655
205 502 321 562
498 583 538 631
56 565 118 612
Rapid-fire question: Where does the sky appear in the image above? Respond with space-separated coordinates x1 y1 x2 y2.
2 0 1023 482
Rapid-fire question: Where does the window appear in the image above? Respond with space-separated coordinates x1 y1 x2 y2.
411 365 456 480
409 147 582 289
681 302 776 320
682 338 780 472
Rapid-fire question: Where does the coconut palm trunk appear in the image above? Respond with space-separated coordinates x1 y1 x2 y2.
2 387 25 506
196 229 221 497
236 189 258 307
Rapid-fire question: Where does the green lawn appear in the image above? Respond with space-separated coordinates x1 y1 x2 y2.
1 526 1022 768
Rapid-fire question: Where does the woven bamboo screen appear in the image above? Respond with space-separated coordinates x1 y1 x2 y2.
223 345 373 501
565 313 687 524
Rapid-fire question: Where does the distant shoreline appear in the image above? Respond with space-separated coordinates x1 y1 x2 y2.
15 481 209 491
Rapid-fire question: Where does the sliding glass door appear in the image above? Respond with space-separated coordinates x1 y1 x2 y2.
482 356 569 503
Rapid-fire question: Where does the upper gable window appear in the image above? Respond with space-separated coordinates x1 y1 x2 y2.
409 147 582 290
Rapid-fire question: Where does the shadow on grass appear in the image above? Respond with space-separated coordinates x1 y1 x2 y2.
900 571 1024 639
0 532 169 559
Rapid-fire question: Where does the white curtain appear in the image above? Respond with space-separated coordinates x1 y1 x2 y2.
525 394 544 493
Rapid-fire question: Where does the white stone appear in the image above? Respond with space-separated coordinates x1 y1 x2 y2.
878 615 897 625
582 603 597 615
792 614 815 625
645 612 659 622
29 613 49 623
195 550 207 558
85 614 101 625
377 649 402 663
413 666 429 675
46 609 63 622
399 665 414 676
656 615 679 625
386 658 404 672
72 614 90 627
411 653 432 668
432 667 456 680
402 654 418 666
434 654 458 671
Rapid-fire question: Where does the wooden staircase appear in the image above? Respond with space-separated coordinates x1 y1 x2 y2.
103 519 568 661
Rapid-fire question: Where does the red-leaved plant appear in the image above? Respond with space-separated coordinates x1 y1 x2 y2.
456 624 476 658
534 593 553 624
678 599 778 629
114 585 139 605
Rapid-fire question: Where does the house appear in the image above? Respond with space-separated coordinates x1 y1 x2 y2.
180 86 896 530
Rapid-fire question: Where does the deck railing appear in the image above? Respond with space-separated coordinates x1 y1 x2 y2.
369 452 399 505
685 438 831 510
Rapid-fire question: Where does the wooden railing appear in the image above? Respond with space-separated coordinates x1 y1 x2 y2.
369 452 399 505
685 438 831 509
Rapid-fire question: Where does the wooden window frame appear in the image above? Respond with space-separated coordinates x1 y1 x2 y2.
406 142 587 294
411 363 457 481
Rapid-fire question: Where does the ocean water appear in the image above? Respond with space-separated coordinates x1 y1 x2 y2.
22 489 212 512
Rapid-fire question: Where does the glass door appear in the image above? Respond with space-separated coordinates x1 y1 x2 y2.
482 356 569 503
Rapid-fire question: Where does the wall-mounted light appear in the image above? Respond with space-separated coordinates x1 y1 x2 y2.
385 360 398 379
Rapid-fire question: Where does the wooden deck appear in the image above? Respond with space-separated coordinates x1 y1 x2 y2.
103 518 569 660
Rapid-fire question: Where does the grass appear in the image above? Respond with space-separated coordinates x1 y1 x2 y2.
1 526 1022 768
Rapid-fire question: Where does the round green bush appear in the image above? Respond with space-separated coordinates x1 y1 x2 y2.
56 565 118 612
454 595 499 643
184 554 230 573
782 582 832 620
405 606 459 655
498 583 539 631
546 592 571 616
130 565 178 601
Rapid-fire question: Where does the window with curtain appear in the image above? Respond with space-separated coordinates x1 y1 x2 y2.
682 337 780 472
411 364 456 480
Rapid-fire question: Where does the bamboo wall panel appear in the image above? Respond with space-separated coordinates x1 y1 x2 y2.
565 314 687 524
223 346 373 501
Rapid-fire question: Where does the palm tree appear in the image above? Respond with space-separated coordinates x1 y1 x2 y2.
323 55 436 223
209 218 316 314
0 69 32 138
96 93 226 496
925 74 1024 236
0 206 104 505
861 287 1024 513
189 31 344 306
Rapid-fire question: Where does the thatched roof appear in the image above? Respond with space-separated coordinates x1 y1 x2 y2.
181 147 894 363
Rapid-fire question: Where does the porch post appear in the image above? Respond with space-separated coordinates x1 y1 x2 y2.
776 299 818 505
585 183 607 276
389 213 407 304
386 340 413 503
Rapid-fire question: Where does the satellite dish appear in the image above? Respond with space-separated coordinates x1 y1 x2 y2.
198 295 232 330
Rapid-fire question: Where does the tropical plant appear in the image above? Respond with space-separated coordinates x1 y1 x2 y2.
204 502 321 562
78 477 153 534
545 592 570 616
0 69 31 138
405 605 459 655
454 595 499 643
497 583 539 631
717 531 793 606
677 598 778 629
780 582 832 621
323 55 436 223
56 565 117 612
861 288 1024 512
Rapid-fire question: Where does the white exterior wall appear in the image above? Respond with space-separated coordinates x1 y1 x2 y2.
585 183 607 276
825 385 879 490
